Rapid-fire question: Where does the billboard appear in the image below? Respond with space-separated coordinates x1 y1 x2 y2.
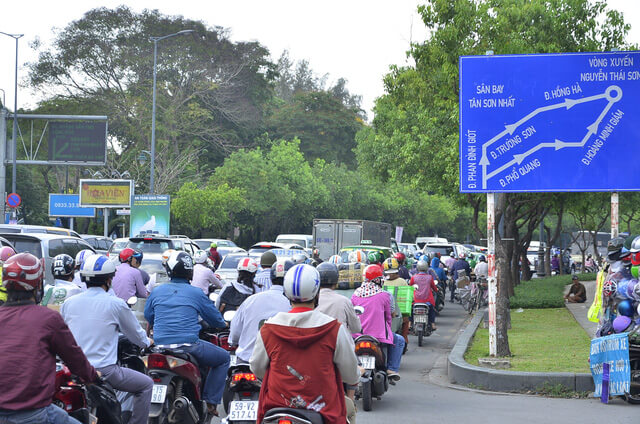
79 179 132 208
130 195 170 237
48 121 107 164
49 194 96 218
459 51 640 192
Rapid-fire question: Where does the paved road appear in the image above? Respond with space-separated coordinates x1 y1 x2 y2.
355 301 638 424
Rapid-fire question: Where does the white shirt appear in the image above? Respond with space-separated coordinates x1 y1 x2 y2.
42 279 84 306
229 285 291 364
72 273 88 291
253 268 272 293
191 263 222 295
61 287 150 368
474 262 489 278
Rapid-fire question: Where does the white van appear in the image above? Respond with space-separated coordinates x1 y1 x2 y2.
275 234 313 253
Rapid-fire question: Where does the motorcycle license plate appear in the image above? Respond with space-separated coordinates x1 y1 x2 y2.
414 315 427 323
228 401 258 421
230 353 237 366
151 384 167 404
359 355 375 370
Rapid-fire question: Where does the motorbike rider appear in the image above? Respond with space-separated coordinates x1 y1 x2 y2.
474 255 489 279
112 248 148 301
62 254 153 424
0 245 16 305
229 259 293 365
208 242 222 269
254 251 277 292
450 253 471 302
410 260 438 331
351 265 405 382
317 262 362 334
217 257 258 312
429 256 447 285
368 251 385 273
192 250 222 295
395 252 411 280
444 251 456 270
383 257 410 345
72 249 93 290
250 264 359 424
0 253 99 424
42 254 84 307
144 250 229 417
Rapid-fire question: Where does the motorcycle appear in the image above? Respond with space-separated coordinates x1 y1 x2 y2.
261 408 324 424
434 280 446 313
200 308 238 365
411 303 432 346
221 365 261 423
353 334 388 411
54 362 126 424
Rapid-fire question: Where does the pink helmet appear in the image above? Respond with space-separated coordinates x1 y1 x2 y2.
0 246 16 263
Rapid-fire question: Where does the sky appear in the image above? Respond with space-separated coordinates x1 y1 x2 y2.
0 1 639 119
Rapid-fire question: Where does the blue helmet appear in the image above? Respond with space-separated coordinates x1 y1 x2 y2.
618 299 635 317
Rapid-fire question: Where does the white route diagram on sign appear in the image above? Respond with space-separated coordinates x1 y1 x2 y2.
480 85 623 189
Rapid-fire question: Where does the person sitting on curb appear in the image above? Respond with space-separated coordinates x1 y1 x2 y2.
564 275 587 303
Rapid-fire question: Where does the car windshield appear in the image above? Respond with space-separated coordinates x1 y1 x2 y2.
126 240 174 254
110 240 129 254
277 238 307 247
219 255 248 270
424 245 453 256
140 258 165 275
11 239 43 258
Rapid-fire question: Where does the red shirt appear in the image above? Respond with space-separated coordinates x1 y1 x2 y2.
410 272 437 305
0 302 97 410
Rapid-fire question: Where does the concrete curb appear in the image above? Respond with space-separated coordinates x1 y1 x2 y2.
448 310 594 393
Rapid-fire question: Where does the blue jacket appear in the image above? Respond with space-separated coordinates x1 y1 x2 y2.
430 257 446 282
144 277 226 345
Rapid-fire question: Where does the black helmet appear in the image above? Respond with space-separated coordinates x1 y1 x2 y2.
479 255 486 262
52 254 75 278
317 262 339 287
260 251 277 268
165 251 194 280
608 237 630 262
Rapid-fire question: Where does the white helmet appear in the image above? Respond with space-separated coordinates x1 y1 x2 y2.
237 257 258 273
80 254 116 283
194 250 208 264
75 249 94 270
283 264 320 302
328 255 342 265
417 260 429 272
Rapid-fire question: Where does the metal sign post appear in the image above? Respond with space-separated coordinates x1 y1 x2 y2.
611 192 619 238
487 193 497 356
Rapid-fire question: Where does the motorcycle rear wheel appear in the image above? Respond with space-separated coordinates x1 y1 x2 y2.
418 329 424 347
362 380 373 411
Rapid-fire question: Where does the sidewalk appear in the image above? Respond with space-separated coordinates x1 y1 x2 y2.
565 279 598 339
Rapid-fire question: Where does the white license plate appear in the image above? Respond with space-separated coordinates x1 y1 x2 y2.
230 354 237 366
359 355 375 370
414 315 427 323
228 401 258 421
151 384 167 404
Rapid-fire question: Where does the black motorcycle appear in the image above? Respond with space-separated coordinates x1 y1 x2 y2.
223 364 261 423
354 335 388 411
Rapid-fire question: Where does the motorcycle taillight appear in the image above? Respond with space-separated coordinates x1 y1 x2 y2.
147 354 170 370
278 420 293 424
232 372 257 382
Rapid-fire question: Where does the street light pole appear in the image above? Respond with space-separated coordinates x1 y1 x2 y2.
149 29 194 195
0 32 23 201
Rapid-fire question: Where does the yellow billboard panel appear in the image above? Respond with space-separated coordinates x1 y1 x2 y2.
79 179 132 208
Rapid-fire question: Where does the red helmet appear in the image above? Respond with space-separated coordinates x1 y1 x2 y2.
363 264 383 282
0 245 16 262
2 253 44 291
394 252 406 264
119 248 135 262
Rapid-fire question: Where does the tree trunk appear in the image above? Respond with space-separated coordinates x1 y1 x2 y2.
494 193 511 357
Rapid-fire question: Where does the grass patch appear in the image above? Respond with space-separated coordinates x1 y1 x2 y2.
510 273 596 309
464 308 591 373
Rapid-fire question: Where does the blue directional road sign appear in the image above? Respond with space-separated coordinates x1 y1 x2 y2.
459 51 640 192
49 194 96 218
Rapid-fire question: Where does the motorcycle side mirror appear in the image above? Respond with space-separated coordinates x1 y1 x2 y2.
127 296 138 307
412 285 419 289
209 293 219 303
223 310 236 322
354 305 365 316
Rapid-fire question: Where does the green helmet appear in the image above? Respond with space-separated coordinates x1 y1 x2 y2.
367 251 384 264
210 242 217 248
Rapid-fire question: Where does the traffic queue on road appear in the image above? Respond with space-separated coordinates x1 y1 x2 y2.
0 228 488 424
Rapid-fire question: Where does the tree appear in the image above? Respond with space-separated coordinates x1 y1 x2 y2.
358 0 630 356
28 6 277 190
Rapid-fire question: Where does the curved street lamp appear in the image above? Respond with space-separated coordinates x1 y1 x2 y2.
149 29 194 194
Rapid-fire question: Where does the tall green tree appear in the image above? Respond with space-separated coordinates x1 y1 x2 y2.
358 0 630 356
